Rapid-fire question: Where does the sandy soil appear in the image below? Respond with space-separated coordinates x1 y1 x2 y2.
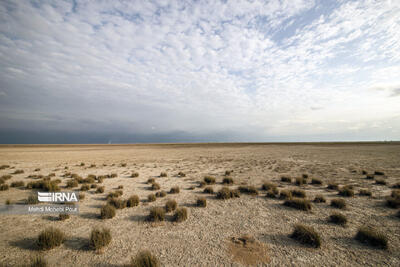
0 143 399 266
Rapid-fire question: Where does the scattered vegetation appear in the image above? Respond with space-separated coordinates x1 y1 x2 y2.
37 227 65 250
331 198 346 209
26 179 60 192
148 207 165 222
375 178 387 185
313 195 326 203
291 189 306 198
279 190 292 200
173 207 188 222
328 212 347 226
10 181 24 187
100 204 116 219
222 177 234 185
355 227 388 249
58 213 70 221
204 176 216 185
148 194 156 202
290 224 321 248
359 189 372 196
284 198 312 211
96 186 105 193
127 195 140 207
170 186 180 194
197 197 207 207
203 186 214 194
151 183 161 190
216 187 240 199
156 191 166 198
108 197 127 209
327 182 339 190
338 186 354 197
238 186 258 195
129 250 160 267
89 228 112 250
311 178 323 185
165 199 177 212
30 255 48 267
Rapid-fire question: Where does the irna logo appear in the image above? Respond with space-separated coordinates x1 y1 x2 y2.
38 192 79 203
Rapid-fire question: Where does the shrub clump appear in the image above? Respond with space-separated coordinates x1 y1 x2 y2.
37 227 65 250
129 250 160 267
80 184 90 191
148 207 165 222
27 195 39 204
170 186 180 194
66 179 79 188
147 178 155 184
204 176 216 185
359 189 372 196
295 177 307 186
216 187 240 199
0 184 9 191
327 182 339 190
131 172 139 178
198 181 206 188
311 178 322 185
100 204 116 219
30 255 48 267
151 183 161 190
238 186 258 195
108 197 127 209
203 186 214 194
11 181 24 187
222 177 234 185
374 171 385 176
338 186 354 197
148 194 156 202
177 171 186 177
279 190 292 200
262 182 277 191
127 195 140 207
197 197 207 207
291 189 306 198
375 178 387 185
156 191 166 198
160 172 167 177
331 198 346 209
173 207 188 222
280 176 291 183
329 212 347 225
284 198 312 211
96 186 105 193
313 195 326 203
355 226 388 249
290 224 321 248
165 199 177 212
58 213 70 221
89 228 112 250
266 188 279 198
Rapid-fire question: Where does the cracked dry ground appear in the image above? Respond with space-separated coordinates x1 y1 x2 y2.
0 143 399 266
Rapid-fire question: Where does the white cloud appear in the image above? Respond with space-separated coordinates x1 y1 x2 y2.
0 0 399 141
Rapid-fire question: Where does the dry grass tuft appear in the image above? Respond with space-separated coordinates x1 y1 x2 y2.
204 176 216 185
148 194 156 202
151 183 161 190
280 176 291 183
30 255 47 267
89 228 112 250
283 198 312 211
290 224 321 248
165 199 177 212
359 189 372 196
291 189 306 198
222 177 234 185
338 186 354 197
216 187 240 199
160 172 167 177
58 213 70 221
37 227 65 250
173 207 188 222
355 227 388 249
313 195 326 203
329 212 347 225
238 186 258 195
169 186 180 194
311 178 323 185
129 250 160 267
197 197 207 207
203 186 214 194
155 191 166 198
127 195 140 207
331 198 346 209
148 207 165 222
100 204 116 219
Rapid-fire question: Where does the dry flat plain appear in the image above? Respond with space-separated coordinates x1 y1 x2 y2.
0 143 399 266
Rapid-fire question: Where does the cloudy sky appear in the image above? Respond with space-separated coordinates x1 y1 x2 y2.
0 0 399 143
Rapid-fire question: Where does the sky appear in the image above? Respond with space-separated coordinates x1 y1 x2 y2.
0 0 399 144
